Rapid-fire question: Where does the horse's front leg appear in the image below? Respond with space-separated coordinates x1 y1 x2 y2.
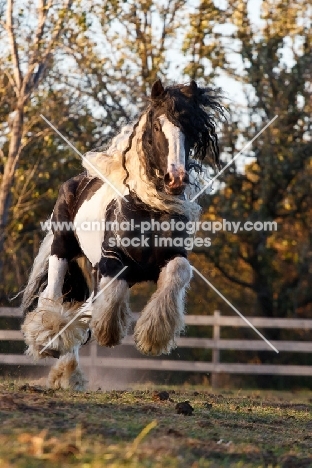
22 245 88 361
89 259 132 347
38 254 68 307
134 256 192 355
22 254 69 359
22 251 89 390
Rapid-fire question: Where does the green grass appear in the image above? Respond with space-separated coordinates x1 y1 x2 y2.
0 380 312 467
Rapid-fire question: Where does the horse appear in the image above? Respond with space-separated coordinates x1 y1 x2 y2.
21 79 224 390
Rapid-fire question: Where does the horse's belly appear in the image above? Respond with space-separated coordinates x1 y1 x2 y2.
74 184 112 266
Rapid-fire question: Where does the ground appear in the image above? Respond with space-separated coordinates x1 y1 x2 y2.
0 380 312 467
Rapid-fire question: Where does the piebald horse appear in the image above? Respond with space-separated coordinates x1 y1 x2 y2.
21 80 223 389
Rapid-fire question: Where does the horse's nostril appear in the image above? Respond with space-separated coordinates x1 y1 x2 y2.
164 171 189 189
164 173 172 185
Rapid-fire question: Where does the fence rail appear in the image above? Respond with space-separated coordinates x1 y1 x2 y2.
1 308 312 383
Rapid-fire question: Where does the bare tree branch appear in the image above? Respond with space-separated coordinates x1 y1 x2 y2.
5 0 22 92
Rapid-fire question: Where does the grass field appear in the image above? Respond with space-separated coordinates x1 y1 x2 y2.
0 380 312 467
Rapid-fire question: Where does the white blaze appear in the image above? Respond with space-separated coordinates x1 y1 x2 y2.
159 115 185 174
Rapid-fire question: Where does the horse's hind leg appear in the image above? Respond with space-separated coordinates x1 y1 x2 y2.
134 256 192 355
47 345 87 391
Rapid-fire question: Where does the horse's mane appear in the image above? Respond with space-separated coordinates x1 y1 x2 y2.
82 82 224 219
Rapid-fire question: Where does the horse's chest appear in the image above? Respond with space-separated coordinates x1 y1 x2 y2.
102 199 189 283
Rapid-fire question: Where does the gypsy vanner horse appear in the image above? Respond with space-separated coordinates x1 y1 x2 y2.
21 80 224 390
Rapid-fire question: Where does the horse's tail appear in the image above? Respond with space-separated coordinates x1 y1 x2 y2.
21 230 54 315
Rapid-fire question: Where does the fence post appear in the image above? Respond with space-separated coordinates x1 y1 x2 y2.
211 310 220 389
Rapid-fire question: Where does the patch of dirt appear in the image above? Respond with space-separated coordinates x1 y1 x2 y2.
19 383 55 395
198 419 213 428
80 422 128 438
0 395 19 410
260 401 311 411
141 404 162 414
167 427 184 437
0 393 43 412
281 455 312 467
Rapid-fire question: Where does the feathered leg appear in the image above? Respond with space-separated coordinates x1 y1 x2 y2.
22 175 94 389
22 255 86 360
134 256 192 355
47 345 87 391
90 276 132 347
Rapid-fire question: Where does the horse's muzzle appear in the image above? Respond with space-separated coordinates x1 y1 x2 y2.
164 168 189 195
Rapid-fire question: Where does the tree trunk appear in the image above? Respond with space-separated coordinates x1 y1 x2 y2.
0 105 24 278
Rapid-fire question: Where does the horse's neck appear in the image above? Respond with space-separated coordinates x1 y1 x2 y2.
106 123 135 156
82 115 198 218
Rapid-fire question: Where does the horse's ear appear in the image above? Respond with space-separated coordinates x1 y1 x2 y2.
151 79 165 99
182 80 198 98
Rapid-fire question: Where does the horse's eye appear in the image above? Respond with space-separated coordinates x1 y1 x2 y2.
154 123 160 131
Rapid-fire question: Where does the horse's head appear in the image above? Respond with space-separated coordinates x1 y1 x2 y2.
142 79 224 196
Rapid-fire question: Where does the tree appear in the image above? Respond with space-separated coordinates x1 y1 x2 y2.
0 0 77 278
184 0 312 317
57 0 188 138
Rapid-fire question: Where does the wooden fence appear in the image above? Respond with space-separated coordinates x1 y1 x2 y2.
1 308 312 385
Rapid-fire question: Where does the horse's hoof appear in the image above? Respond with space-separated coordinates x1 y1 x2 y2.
47 353 87 391
21 302 89 360
134 334 176 356
92 326 121 347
